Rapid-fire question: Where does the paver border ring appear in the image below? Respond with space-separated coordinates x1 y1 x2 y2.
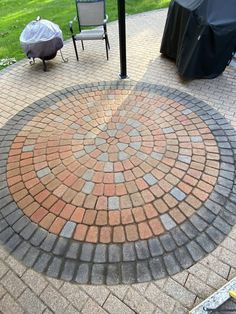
0 80 236 285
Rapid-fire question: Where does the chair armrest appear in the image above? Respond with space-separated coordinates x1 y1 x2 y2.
104 14 108 24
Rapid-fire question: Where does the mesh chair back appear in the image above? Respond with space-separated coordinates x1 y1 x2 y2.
76 0 105 27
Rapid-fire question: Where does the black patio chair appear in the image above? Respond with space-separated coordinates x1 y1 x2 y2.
69 0 110 61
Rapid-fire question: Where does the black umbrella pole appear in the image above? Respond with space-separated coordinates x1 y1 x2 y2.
117 0 127 79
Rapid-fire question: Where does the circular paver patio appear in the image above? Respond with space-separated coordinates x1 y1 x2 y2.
1 79 236 284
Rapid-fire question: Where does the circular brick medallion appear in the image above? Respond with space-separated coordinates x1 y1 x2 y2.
0 81 236 284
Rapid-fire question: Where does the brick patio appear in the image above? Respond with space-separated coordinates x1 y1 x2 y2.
0 8 236 314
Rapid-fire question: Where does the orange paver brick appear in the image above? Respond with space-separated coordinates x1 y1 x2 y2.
113 226 125 243
50 199 66 215
60 204 76 219
143 204 158 218
138 221 153 239
74 224 88 241
104 184 115 196
96 196 108 210
39 213 56 230
153 199 169 214
148 218 164 236
96 211 108 225
100 226 112 243
83 209 97 225
125 224 139 241
42 194 58 209
109 211 121 226
71 207 85 223
86 226 99 243
30 207 48 223
121 208 134 224
49 217 66 234
17 195 34 209
170 208 186 224
34 189 51 203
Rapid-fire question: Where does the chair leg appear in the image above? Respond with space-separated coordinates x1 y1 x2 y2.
104 25 110 49
72 37 79 61
106 35 110 50
105 38 109 60
81 40 84 50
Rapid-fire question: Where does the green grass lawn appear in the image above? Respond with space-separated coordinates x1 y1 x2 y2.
0 0 170 70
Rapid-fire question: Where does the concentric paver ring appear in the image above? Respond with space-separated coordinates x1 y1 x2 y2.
0 80 236 284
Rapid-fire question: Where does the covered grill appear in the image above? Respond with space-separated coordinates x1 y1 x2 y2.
160 0 236 79
20 18 63 71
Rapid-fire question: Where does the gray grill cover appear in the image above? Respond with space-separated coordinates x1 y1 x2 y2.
20 19 63 60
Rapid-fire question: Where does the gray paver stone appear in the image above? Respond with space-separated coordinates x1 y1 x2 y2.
0 228 16 248
186 241 205 262
40 233 57 252
190 215 208 232
94 244 107 263
206 226 226 244
106 263 121 285
5 233 21 252
66 242 80 259
197 207 216 224
123 242 136 261
46 257 62 278
91 263 105 284
75 263 90 284
164 253 181 275
171 228 188 246
180 221 198 239
53 238 69 256
5 210 23 226
12 241 30 260
30 228 47 246
20 223 37 240
61 260 76 281
135 241 150 260
149 257 167 280
137 261 152 283
80 243 94 262
60 222 76 238
160 234 176 252
160 214 176 230
12 216 30 233
108 244 122 262
213 216 231 234
174 247 194 269
23 246 40 267
148 238 164 257
195 233 216 253
121 262 136 284
33 252 52 273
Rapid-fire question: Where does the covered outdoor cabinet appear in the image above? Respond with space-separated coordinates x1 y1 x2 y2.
160 0 236 79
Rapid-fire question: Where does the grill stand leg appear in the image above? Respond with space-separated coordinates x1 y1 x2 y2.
59 50 68 63
43 59 47 72
29 58 35 66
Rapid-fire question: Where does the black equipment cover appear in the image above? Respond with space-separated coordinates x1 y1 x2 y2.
160 0 236 79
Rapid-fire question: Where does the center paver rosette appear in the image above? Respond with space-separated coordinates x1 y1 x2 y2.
0 80 236 284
